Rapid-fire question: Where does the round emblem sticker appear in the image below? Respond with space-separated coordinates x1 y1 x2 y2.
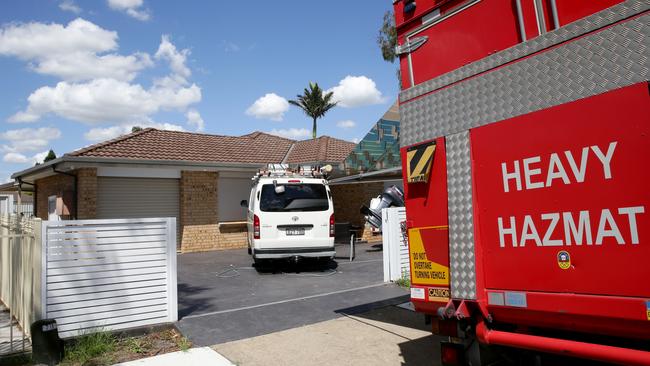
557 251 571 270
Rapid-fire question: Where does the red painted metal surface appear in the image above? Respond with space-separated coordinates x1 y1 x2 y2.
401 137 449 235
396 0 650 361
555 0 625 26
402 137 451 312
394 0 449 30
476 321 650 366
395 0 627 90
398 0 521 89
470 82 650 299
487 290 650 340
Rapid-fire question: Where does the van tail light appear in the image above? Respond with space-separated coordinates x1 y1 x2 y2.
253 214 261 239
329 214 335 237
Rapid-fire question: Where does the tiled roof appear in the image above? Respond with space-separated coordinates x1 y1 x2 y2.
67 128 354 165
285 136 356 164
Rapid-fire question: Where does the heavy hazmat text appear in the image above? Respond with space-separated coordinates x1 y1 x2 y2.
497 141 645 248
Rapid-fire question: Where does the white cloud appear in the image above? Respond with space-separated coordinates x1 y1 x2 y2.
107 0 151 21
351 138 360 144
3 150 50 164
327 75 385 108
9 78 201 124
155 35 190 82
84 122 185 142
185 109 204 131
246 93 289 121
336 120 356 129
222 41 240 53
269 128 310 140
36 52 152 82
2 19 202 137
84 126 128 142
1 127 61 153
0 18 152 81
59 0 82 14
0 18 116 58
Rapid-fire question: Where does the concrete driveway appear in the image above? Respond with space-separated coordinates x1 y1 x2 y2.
176 242 409 346
214 304 441 366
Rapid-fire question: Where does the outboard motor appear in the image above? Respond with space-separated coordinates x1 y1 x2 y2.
360 185 404 231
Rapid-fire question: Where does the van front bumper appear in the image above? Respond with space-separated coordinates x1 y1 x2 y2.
254 246 335 259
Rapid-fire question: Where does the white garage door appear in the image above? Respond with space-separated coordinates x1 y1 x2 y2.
97 177 180 247
217 177 252 222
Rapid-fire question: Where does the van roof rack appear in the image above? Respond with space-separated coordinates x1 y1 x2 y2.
252 163 333 182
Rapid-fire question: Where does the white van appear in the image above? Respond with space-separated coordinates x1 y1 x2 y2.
241 166 335 264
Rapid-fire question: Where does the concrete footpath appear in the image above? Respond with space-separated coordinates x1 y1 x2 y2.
113 347 234 366
213 304 442 366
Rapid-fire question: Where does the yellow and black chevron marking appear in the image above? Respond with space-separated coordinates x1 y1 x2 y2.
406 141 436 183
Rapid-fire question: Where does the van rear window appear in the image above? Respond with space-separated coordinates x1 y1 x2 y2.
260 184 329 212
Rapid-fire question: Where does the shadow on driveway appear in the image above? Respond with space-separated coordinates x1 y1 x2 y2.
176 243 409 346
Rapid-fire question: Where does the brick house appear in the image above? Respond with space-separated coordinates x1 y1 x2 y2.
10 128 355 252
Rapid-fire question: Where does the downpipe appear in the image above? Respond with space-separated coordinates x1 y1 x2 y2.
475 321 650 366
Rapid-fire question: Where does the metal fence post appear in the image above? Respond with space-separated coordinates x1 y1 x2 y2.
9 235 13 352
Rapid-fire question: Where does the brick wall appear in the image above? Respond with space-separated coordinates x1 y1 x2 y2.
35 174 74 220
76 168 97 219
179 171 248 252
34 168 98 220
330 182 385 242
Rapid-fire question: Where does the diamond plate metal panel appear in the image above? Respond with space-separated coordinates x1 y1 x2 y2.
400 14 649 146
400 0 649 103
446 132 476 300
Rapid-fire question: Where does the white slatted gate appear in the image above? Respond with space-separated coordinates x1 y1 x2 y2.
382 207 410 282
42 218 177 338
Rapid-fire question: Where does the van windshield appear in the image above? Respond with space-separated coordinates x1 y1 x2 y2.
260 184 329 212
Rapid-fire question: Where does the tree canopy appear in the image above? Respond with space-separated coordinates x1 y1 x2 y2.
288 82 337 139
43 149 57 162
377 11 397 63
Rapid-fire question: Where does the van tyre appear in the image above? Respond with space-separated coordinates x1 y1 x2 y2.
253 256 270 270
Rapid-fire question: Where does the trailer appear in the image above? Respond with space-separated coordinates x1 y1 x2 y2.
393 0 650 364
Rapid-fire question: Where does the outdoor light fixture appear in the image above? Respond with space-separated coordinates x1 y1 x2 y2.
404 0 416 13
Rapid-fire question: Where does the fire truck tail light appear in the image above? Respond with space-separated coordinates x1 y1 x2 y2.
440 342 463 366
253 214 261 239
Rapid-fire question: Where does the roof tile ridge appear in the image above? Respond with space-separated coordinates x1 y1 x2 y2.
249 131 296 143
67 127 155 157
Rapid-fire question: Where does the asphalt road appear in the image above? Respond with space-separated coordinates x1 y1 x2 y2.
176 242 409 346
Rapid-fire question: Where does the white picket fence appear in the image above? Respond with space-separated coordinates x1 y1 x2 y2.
382 207 410 282
42 217 178 338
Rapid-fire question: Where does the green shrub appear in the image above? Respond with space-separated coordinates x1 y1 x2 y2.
395 273 410 288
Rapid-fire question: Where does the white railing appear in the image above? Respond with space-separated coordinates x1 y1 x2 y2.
13 204 34 218
0 214 41 355
42 217 178 338
382 207 410 282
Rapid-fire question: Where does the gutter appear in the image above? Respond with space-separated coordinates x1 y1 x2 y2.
11 155 270 180
328 167 402 185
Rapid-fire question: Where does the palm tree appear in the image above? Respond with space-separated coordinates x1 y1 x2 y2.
289 82 337 139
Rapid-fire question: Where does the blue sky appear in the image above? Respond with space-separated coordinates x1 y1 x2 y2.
0 0 397 181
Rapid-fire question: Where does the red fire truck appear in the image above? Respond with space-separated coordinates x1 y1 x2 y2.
394 0 649 364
